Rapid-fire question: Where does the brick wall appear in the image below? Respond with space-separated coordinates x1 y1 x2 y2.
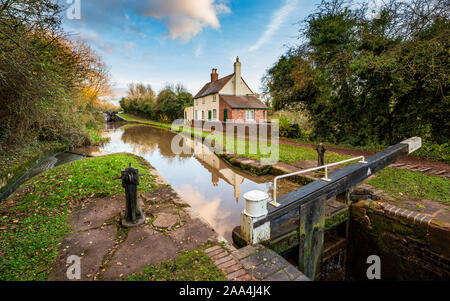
219 100 232 121
230 109 266 123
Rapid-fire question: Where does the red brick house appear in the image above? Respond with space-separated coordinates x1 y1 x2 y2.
185 57 267 123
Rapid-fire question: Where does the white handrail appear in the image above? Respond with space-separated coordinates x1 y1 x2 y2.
269 156 368 207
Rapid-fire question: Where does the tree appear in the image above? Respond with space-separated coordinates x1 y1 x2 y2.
0 0 111 151
262 0 449 146
120 83 193 123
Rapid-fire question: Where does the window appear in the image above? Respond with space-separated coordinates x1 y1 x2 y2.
195 110 198 120
202 110 204 120
245 109 255 121
195 100 198 106
202 98 205 104
213 95 216 102
213 109 217 120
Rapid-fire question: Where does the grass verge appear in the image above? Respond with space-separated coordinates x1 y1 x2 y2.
0 153 156 280
117 113 174 130
126 244 227 281
87 128 110 145
368 167 450 205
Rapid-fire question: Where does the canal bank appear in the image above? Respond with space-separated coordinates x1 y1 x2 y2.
0 142 68 200
0 150 305 281
0 126 111 201
0 152 227 280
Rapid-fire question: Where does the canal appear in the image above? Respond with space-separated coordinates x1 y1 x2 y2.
93 123 300 242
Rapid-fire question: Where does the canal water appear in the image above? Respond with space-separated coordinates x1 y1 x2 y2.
95 123 300 242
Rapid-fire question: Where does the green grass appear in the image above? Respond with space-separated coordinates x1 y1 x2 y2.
87 128 110 145
368 167 450 205
241 141 350 164
0 153 157 280
118 113 174 130
126 244 227 281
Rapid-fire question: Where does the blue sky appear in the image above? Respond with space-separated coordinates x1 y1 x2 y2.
63 0 322 101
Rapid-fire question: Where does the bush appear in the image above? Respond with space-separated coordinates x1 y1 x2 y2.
278 116 302 138
414 142 450 164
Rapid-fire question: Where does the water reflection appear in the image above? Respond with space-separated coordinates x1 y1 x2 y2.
98 124 299 242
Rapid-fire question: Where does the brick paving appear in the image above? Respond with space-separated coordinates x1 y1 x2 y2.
388 163 449 178
205 244 310 281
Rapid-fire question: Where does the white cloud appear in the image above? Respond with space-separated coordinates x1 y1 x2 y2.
249 0 299 52
142 0 231 43
215 3 231 14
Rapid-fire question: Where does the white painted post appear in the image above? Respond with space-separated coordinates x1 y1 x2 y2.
241 190 270 245
401 137 422 154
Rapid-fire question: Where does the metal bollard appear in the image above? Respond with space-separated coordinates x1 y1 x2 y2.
240 190 270 245
315 143 326 167
113 164 147 227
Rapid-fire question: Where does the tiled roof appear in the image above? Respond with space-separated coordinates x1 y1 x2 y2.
220 95 267 109
194 74 234 99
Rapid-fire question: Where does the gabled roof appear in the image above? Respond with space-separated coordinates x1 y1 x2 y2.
194 74 234 99
220 95 267 109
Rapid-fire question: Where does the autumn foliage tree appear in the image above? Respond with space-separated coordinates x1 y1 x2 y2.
0 0 111 151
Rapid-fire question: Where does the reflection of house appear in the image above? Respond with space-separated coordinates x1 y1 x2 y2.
184 57 267 123
184 136 244 202
184 106 193 123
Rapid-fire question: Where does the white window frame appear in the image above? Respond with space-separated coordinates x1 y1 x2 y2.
213 109 217 120
195 110 198 120
213 95 216 102
245 109 255 121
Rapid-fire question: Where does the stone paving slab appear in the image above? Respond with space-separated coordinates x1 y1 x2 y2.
48 225 116 281
48 167 219 280
102 226 179 279
153 212 178 229
69 196 123 232
169 218 219 251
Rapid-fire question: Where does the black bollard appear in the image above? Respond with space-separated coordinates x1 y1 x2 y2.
315 143 326 166
114 164 146 227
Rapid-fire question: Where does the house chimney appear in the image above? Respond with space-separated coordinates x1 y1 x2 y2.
234 57 241 95
211 68 218 82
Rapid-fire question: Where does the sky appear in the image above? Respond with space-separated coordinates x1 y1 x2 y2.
62 0 325 103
